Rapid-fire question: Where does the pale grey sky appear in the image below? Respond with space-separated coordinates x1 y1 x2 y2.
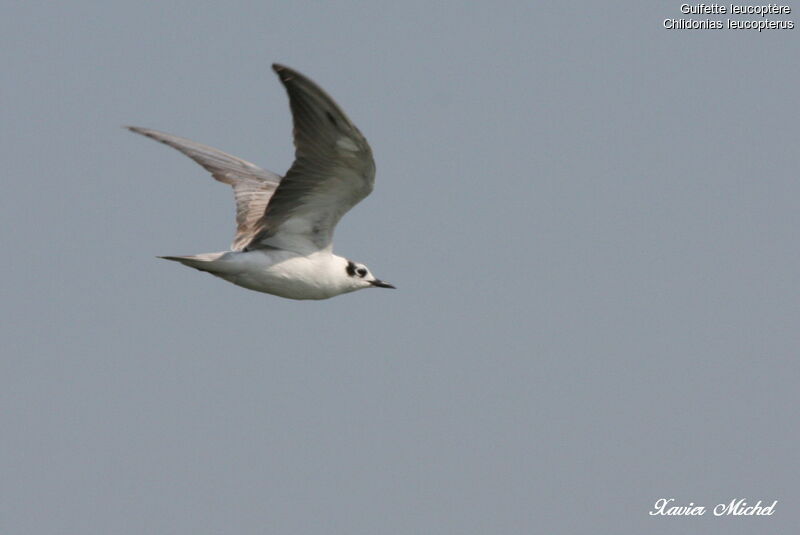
2 2 798 534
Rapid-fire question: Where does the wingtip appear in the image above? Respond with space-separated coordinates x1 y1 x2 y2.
272 63 300 83
272 64 290 78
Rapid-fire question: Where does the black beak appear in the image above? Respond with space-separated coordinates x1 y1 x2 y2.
370 279 396 289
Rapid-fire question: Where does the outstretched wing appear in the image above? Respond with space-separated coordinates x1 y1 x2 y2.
128 126 282 251
248 64 376 254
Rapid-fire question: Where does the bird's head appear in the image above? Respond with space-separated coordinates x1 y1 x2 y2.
343 259 395 292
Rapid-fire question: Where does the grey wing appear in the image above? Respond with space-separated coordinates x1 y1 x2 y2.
127 126 282 251
248 64 376 254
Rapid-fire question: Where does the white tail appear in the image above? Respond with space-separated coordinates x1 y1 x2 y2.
158 252 229 273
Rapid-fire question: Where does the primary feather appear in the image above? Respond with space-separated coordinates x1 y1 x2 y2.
249 64 376 254
126 126 282 251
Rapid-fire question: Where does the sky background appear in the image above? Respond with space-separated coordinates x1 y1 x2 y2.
2 2 798 534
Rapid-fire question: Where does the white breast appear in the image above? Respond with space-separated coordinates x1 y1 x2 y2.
215 250 349 300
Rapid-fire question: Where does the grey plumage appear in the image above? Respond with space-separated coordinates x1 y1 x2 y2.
128 64 375 255
126 127 281 251
251 64 375 253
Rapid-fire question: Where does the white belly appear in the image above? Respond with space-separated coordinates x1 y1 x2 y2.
210 250 348 300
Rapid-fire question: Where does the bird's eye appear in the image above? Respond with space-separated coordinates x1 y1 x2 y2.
356 267 367 277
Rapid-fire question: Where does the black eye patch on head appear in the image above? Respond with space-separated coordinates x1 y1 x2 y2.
346 261 357 277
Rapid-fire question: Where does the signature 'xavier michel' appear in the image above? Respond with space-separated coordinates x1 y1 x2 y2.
129 64 394 300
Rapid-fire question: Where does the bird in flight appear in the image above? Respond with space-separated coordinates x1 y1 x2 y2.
128 64 394 300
